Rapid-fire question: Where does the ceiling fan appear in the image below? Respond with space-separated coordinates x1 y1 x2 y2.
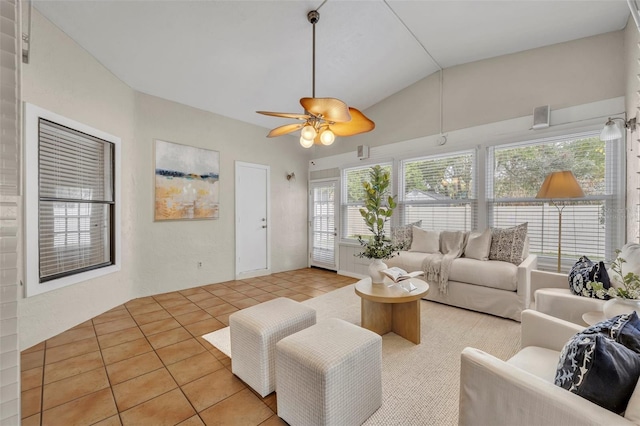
257 10 375 148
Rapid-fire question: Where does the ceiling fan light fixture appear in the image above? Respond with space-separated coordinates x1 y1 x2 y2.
320 129 335 145
301 124 317 141
300 136 314 148
257 9 374 145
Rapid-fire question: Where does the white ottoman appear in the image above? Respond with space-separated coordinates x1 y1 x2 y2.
276 318 382 426
229 297 316 397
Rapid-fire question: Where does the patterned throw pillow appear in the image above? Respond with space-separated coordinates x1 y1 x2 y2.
488 223 528 265
568 256 611 298
391 220 422 250
555 313 640 413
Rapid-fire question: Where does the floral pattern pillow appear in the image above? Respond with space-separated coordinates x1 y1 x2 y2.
391 221 422 250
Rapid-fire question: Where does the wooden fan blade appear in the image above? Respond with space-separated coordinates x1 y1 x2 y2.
329 107 375 136
257 111 310 120
267 123 304 138
300 98 351 122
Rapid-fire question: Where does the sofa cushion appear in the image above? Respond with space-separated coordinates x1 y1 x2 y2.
391 220 422 250
409 227 440 253
464 229 492 261
507 346 560 383
384 251 430 272
449 258 518 291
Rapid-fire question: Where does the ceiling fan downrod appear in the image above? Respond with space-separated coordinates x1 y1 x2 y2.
308 10 319 99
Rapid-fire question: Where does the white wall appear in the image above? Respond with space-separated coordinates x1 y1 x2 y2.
18 10 309 349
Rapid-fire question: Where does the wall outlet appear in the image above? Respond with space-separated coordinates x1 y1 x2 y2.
197 261 202 268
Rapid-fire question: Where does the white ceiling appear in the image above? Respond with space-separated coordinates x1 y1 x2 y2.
32 1 631 132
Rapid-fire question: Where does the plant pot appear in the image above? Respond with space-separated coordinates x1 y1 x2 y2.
603 298 640 319
368 259 387 284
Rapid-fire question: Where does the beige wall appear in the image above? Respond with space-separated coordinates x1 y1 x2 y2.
132 92 309 298
19 10 309 349
20 10 137 350
316 30 625 157
625 17 640 243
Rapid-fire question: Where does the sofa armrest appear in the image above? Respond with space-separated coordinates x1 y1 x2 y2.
520 309 584 351
516 254 538 308
459 347 632 426
530 270 567 305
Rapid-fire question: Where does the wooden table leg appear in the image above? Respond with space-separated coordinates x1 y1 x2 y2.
392 300 421 344
361 299 392 335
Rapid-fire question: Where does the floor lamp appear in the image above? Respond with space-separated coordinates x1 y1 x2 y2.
535 171 585 272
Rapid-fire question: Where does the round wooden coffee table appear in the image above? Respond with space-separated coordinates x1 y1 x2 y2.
355 278 429 344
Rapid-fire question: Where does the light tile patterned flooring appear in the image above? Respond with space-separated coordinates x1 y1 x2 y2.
20 268 357 426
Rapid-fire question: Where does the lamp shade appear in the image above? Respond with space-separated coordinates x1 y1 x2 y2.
600 118 622 141
535 171 585 200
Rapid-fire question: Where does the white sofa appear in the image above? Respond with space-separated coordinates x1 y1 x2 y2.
385 231 537 322
459 310 640 425
531 243 640 326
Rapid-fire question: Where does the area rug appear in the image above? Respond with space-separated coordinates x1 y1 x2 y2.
202 284 521 425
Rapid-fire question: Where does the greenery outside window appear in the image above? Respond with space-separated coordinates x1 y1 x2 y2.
487 131 624 270
398 150 476 231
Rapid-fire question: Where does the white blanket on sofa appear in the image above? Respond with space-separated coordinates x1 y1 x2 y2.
422 231 467 294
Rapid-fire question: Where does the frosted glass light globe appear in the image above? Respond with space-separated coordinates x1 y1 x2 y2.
300 136 314 148
301 125 317 141
320 129 335 145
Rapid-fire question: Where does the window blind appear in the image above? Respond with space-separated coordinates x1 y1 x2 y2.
341 163 392 240
311 182 336 265
399 150 476 231
487 131 624 270
38 119 114 281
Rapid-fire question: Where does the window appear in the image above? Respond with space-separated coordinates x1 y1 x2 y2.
25 104 121 297
487 131 624 270
341 163 392 240
398 150 476 231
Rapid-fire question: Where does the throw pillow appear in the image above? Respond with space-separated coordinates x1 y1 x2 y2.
409 227 440 253
391 220 422 250
555 313 640 413
568 256 611 298
464 229 492 261
488 223 528 265
555 332 640 413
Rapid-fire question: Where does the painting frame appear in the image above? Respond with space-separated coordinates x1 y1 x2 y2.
154 139 220 221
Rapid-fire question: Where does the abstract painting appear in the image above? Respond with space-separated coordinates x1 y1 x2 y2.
154 140 220 221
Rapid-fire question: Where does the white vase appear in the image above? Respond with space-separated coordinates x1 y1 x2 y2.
603 298 640 318
368 259 387 284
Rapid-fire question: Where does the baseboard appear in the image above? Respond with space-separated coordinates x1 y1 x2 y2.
235 269 272 280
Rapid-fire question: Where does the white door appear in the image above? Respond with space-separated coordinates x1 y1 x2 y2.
309 179 338 270
236 162 269 277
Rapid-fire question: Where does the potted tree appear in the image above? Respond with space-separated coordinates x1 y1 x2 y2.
356 165 403 283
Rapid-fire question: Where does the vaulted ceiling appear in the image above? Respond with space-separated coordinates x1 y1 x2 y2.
33 1 631 131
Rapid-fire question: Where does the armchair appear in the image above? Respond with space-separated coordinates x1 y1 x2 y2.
530 243 640 326
459 310 639 426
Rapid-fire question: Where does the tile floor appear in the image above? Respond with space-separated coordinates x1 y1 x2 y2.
20 268 357 426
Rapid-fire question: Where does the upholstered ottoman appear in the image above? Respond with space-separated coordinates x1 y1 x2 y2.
229 297 316 397
275 318 382 426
